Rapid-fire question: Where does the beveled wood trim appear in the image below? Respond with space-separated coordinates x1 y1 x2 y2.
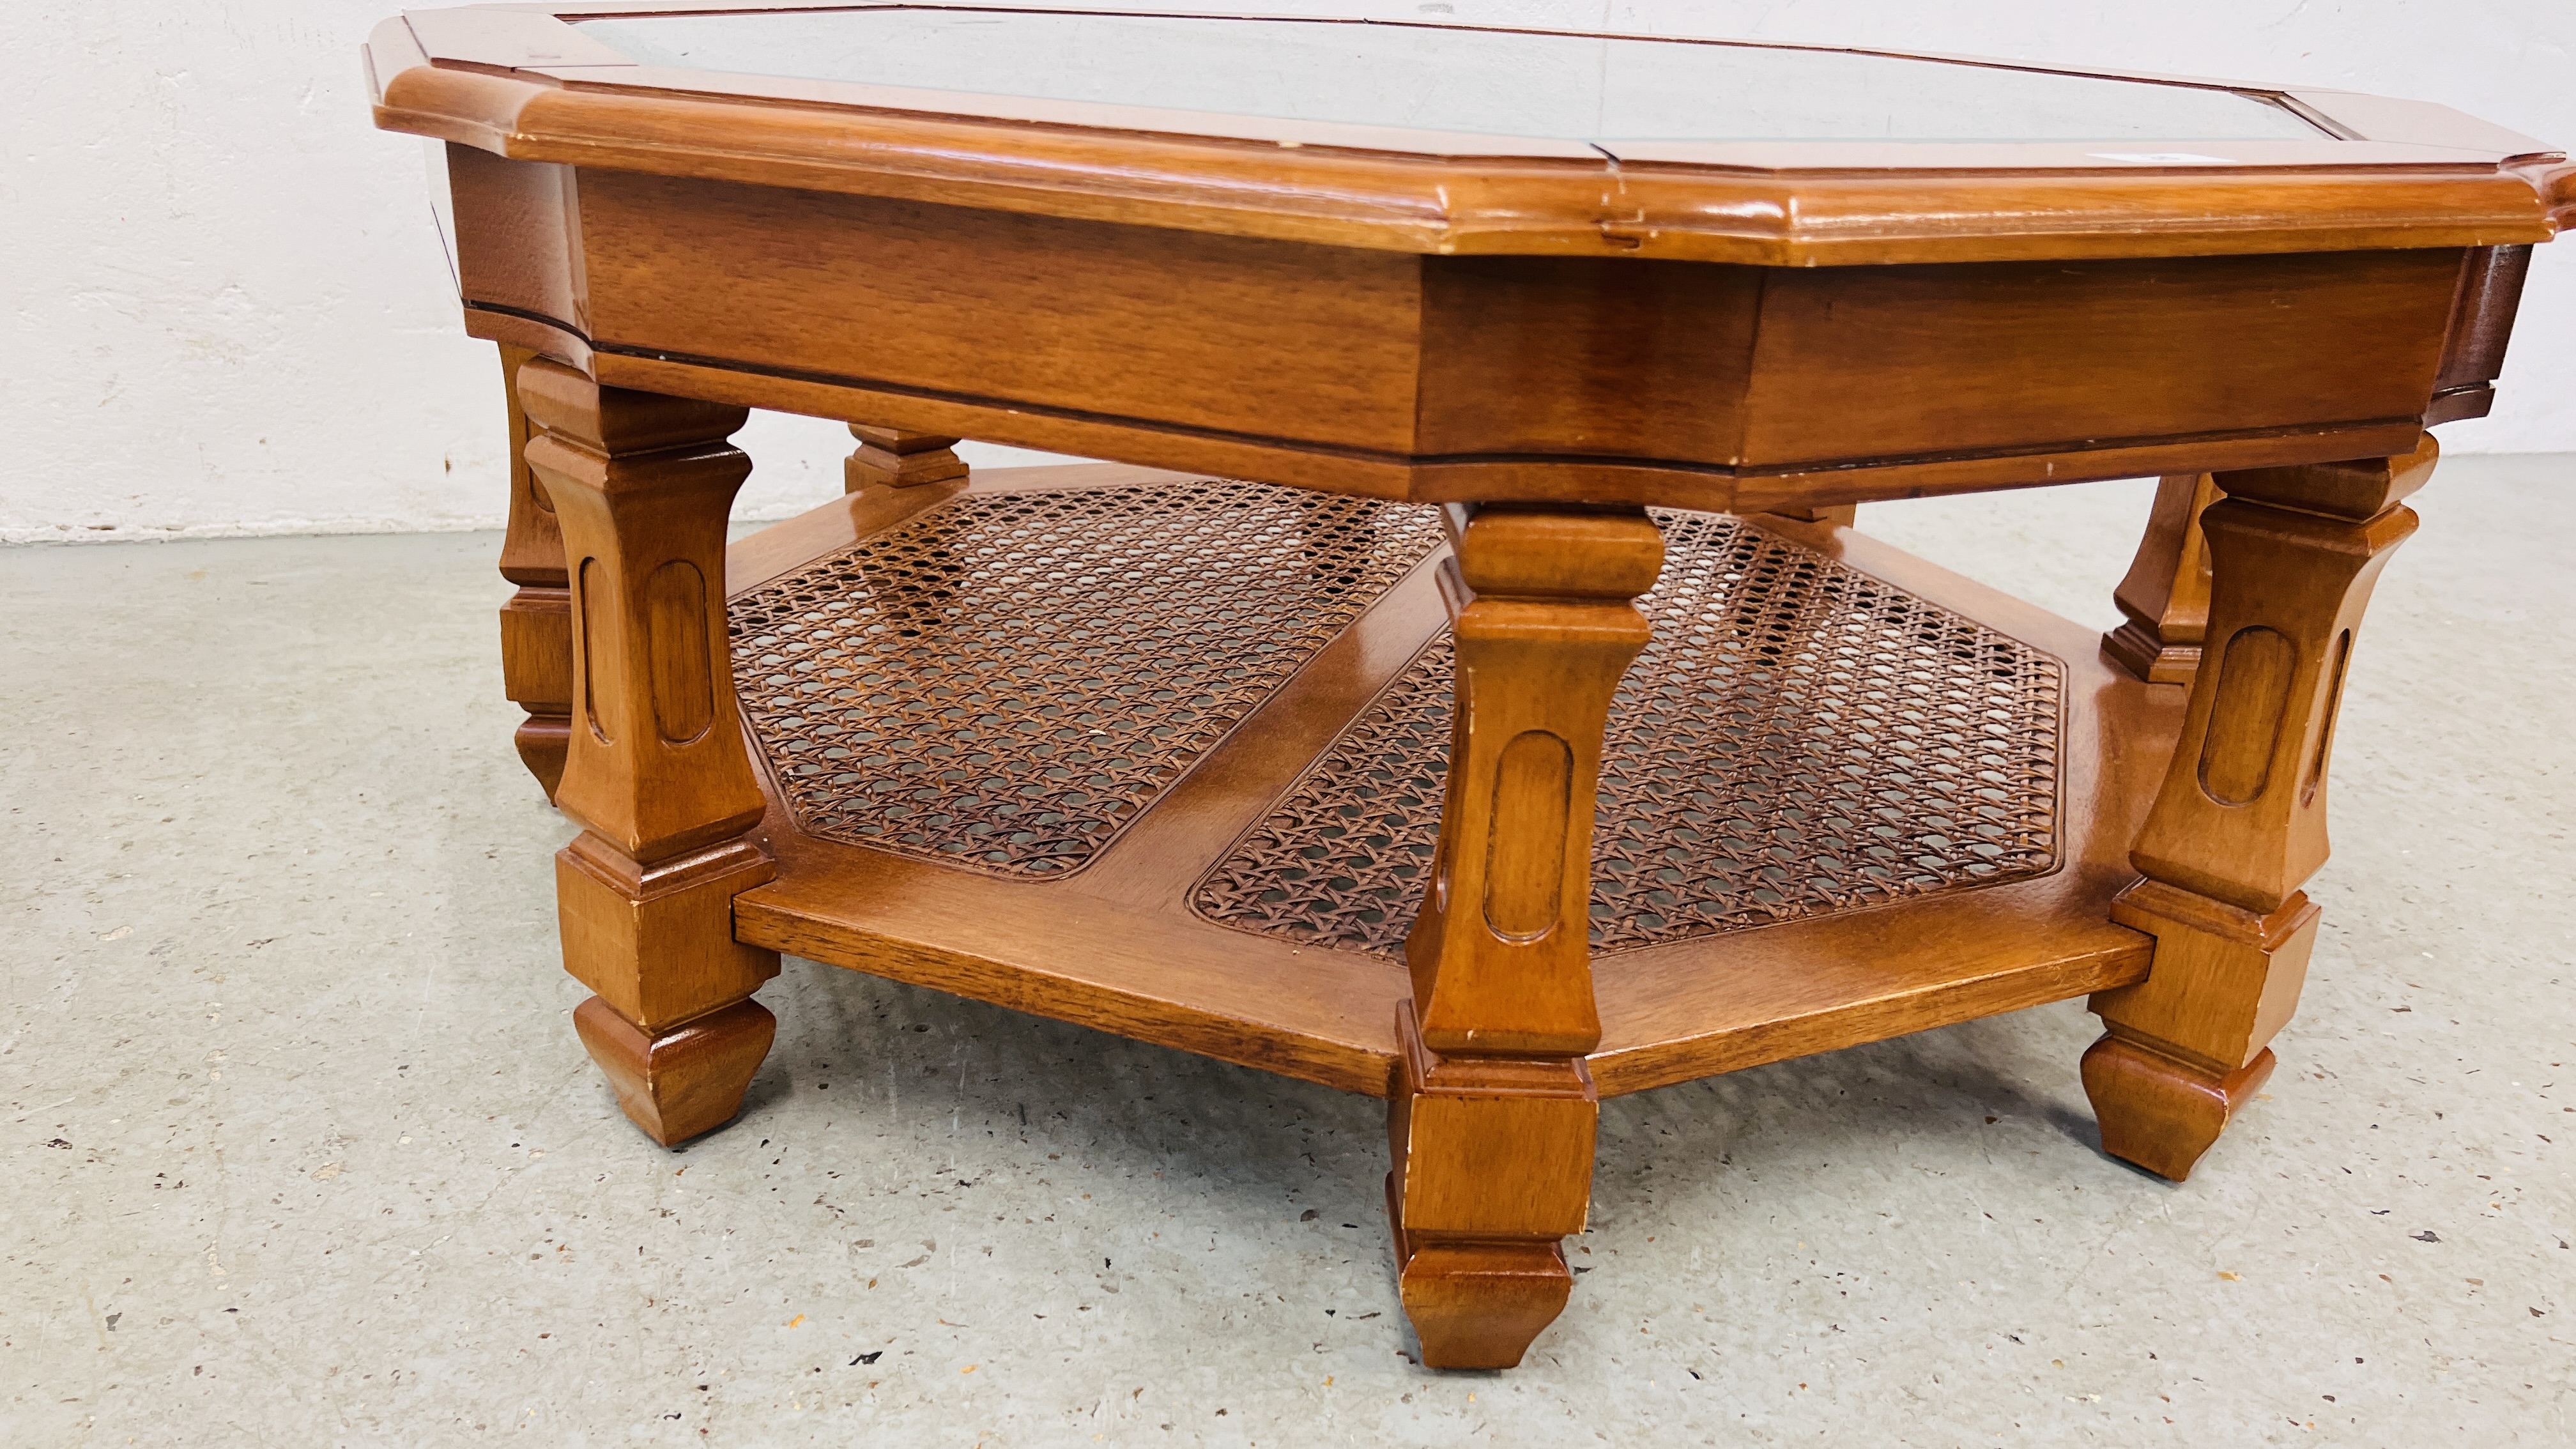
2546 162 2576 227
367 12 2561 265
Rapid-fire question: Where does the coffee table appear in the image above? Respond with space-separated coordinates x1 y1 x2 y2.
366 3 2572 1368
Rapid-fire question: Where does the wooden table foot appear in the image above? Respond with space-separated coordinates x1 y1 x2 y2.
574 995 778 1147
1384 1006 1597 1368
2083 1032 2277 1181
1395 1242 1572 1371
555 829 781 1147
1386 1174 1574 1369
509 710 572 796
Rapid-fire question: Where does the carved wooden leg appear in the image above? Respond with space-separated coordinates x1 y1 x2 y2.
843 424 966 492
1389 503 1662 1369
493 344 575 799
519 358 782 1147
2088 438 2434 1180
2103 472 2223 686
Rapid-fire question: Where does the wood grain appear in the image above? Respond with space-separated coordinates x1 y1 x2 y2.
2089 438 2432 1180
444 144 590 368
362 4 2566 1364
1386 1008 1593 1369
1735 250 2458 467
599 338 2433 516
1404 505 1660 1057
573 994 778 1147
2082 1035 2277 1183
1383 502 1665 1367
576 169 1425 456
445 154 2471 510
519 356 782 1146
1586 515 2167 1096
1413 257 1761 462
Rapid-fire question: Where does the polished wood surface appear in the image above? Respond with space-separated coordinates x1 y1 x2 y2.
2087 439 2433 1180
709 470 2177 1367
379 4 2559 514
1405 505 1662 1056
572 989 778 1146
1387 503 1657 1366
843 424 965 492
1388 1007 1591 1369
519 358 783 1146
379 5 2559 1369
432 151 2469 510
1591 516 2170 1096
1759 502 1859 529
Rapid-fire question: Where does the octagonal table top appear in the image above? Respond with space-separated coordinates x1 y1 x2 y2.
370 3 2574 265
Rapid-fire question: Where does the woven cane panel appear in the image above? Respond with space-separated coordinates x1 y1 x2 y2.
730 482 1445 876
1192 510 2065 956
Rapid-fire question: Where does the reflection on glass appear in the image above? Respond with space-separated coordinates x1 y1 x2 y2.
574 10 2324 144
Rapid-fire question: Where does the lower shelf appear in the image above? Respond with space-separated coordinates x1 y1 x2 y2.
727 465 2176 1098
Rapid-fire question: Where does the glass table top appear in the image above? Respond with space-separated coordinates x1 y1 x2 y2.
571 9 2327 146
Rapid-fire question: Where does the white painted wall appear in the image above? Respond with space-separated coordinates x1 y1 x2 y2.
3 1 2568 542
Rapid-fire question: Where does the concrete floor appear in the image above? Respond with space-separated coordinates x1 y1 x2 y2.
4 456 2572 1446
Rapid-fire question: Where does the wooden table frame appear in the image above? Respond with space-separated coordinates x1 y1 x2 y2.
372 4 2572 1369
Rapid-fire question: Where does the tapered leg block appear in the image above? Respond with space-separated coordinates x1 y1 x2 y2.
555 833 780 1031
574 995 777 1146
1385 1006 1597 1369
1385 1179 1574 1370
2083 1034 2277 1181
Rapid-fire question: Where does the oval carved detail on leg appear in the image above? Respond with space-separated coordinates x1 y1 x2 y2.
518 358 772 1147
1482 729 1572 942
644 558 716 745
576 555 612 746
2103 449 2425 1184
2303 629 2354 806
2196 624 2296 806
